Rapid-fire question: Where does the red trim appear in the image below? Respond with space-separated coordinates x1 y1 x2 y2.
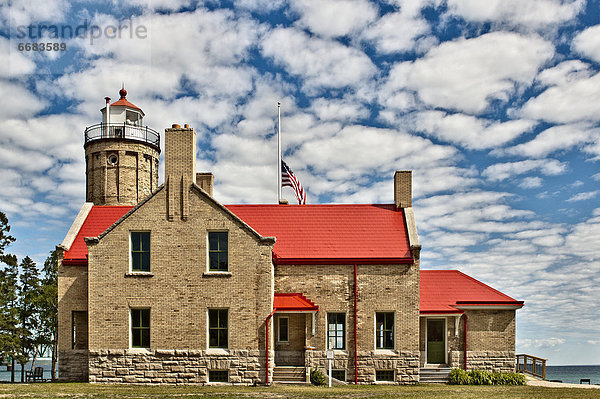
455 300 524 305
61 259 88 266
273 256 414 265
464 314 468 371
273 293 318 312
354 264 358 385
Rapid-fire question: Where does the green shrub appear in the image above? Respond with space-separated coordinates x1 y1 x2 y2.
447 369 526 386
310 368 327 386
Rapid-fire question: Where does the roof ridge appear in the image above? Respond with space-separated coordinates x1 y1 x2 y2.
453 270 518 302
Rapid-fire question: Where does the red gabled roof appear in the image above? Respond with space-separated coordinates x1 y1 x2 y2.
274 293 318 312
111 97 142 111
62 206 132 265
420 270 523 314
225 204 412 264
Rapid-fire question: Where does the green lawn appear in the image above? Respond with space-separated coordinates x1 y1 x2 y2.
0 383 599 399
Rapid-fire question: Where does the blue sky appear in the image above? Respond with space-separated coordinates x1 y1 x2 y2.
1 0 600 365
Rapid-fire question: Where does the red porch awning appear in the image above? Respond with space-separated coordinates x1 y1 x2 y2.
273 293 318 312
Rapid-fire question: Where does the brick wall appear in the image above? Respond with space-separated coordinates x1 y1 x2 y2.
274 262 420 383
57 248 89 381
86 185 275 382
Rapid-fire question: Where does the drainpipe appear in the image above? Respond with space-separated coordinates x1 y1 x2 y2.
354 263 358 384
265 308 276 384
463 313 468 371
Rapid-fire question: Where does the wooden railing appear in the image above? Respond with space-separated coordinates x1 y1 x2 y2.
516 354 546 380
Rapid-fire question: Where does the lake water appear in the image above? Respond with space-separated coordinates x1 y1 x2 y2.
0 359 54 382
545 365 600 385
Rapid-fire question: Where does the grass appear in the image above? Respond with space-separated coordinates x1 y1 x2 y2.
0 383 599 399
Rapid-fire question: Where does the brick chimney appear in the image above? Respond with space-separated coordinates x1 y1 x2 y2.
164 124 196 220
196 172 214 197
394 170 412 208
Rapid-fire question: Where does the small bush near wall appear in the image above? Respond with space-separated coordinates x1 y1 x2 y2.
448 369 526 386
311 368 327 386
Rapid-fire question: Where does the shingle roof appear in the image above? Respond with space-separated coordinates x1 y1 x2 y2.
62 205 133 265
225 204 413 264
420 270 523 314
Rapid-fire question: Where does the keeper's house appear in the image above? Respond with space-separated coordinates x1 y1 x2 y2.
57 90 523 384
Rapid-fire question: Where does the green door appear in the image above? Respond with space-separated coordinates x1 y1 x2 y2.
427 319 445 364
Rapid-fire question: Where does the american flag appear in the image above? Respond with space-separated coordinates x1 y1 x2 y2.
281 160 306 205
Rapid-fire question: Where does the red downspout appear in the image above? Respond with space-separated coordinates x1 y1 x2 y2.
354 263 358 384
265 308 276 384
463 313 468 371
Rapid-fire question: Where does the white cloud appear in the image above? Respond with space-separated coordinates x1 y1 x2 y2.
499 124 598 158
410 111 536 150
0 38 37 78
519 177 543 189
565 213 600 260
0 80 47 118
520 68 600 124
291 0 378 38
445 0 584 29
384 32 554 114
1 0 70 26
482 159 567 182
518 337 566 349
566 190 599 202
573 25 600 63
120 0 192 11
362 8 431 54
309 97 369 122
261 27 376 91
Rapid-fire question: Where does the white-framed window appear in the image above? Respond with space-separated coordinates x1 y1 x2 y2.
375 312 394 350
130 308 150 348
278 316 289 343
208 308 228 349
327 312 346 350
130 231 150 272
207 231 228 272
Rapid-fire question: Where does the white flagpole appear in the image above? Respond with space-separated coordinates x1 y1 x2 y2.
277 102 282 203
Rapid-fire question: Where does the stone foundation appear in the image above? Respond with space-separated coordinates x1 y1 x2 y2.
88 349 264 384
59 349 89 381
306 350 419 384
449 350 515 373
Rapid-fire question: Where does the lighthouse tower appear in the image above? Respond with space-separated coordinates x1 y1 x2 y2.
84 87 160 205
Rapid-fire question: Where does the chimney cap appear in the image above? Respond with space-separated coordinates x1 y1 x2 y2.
172 124 181 128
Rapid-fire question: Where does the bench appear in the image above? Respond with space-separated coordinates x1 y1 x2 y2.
580 378 591 384
25 366 46 382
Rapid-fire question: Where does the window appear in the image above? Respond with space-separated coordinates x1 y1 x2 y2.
278 316 289 342
208 309 228 348
131 232 150 272
332 370 346 381
327 313 345 350
208 232 228 271
376 370 394 382
209 370 228 382
131 308 150 348
376 312 394 349
71 311 88 350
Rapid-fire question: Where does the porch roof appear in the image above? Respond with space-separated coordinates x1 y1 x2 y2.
420 270 524 314
273 293 318 312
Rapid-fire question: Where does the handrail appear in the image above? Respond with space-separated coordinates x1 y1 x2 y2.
516 354 546 380
84 122 160 151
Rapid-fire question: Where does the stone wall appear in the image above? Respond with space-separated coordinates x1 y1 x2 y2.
449 350 515 373
85 139 159 206
88 349 263 384
59 349 89 381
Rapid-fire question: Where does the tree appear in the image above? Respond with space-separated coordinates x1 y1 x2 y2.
17 256 41 382
0 254 20 382
0 212 15 259
38 250 58 380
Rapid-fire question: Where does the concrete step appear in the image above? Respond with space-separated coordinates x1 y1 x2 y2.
420 368 451 384
273 366 306 382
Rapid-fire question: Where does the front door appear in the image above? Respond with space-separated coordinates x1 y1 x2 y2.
426 319 445 364
274 314 306 366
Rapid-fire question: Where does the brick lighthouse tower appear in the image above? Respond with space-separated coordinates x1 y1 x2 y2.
84 87 160 205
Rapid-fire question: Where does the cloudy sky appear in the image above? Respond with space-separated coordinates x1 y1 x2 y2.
2 0 600 365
